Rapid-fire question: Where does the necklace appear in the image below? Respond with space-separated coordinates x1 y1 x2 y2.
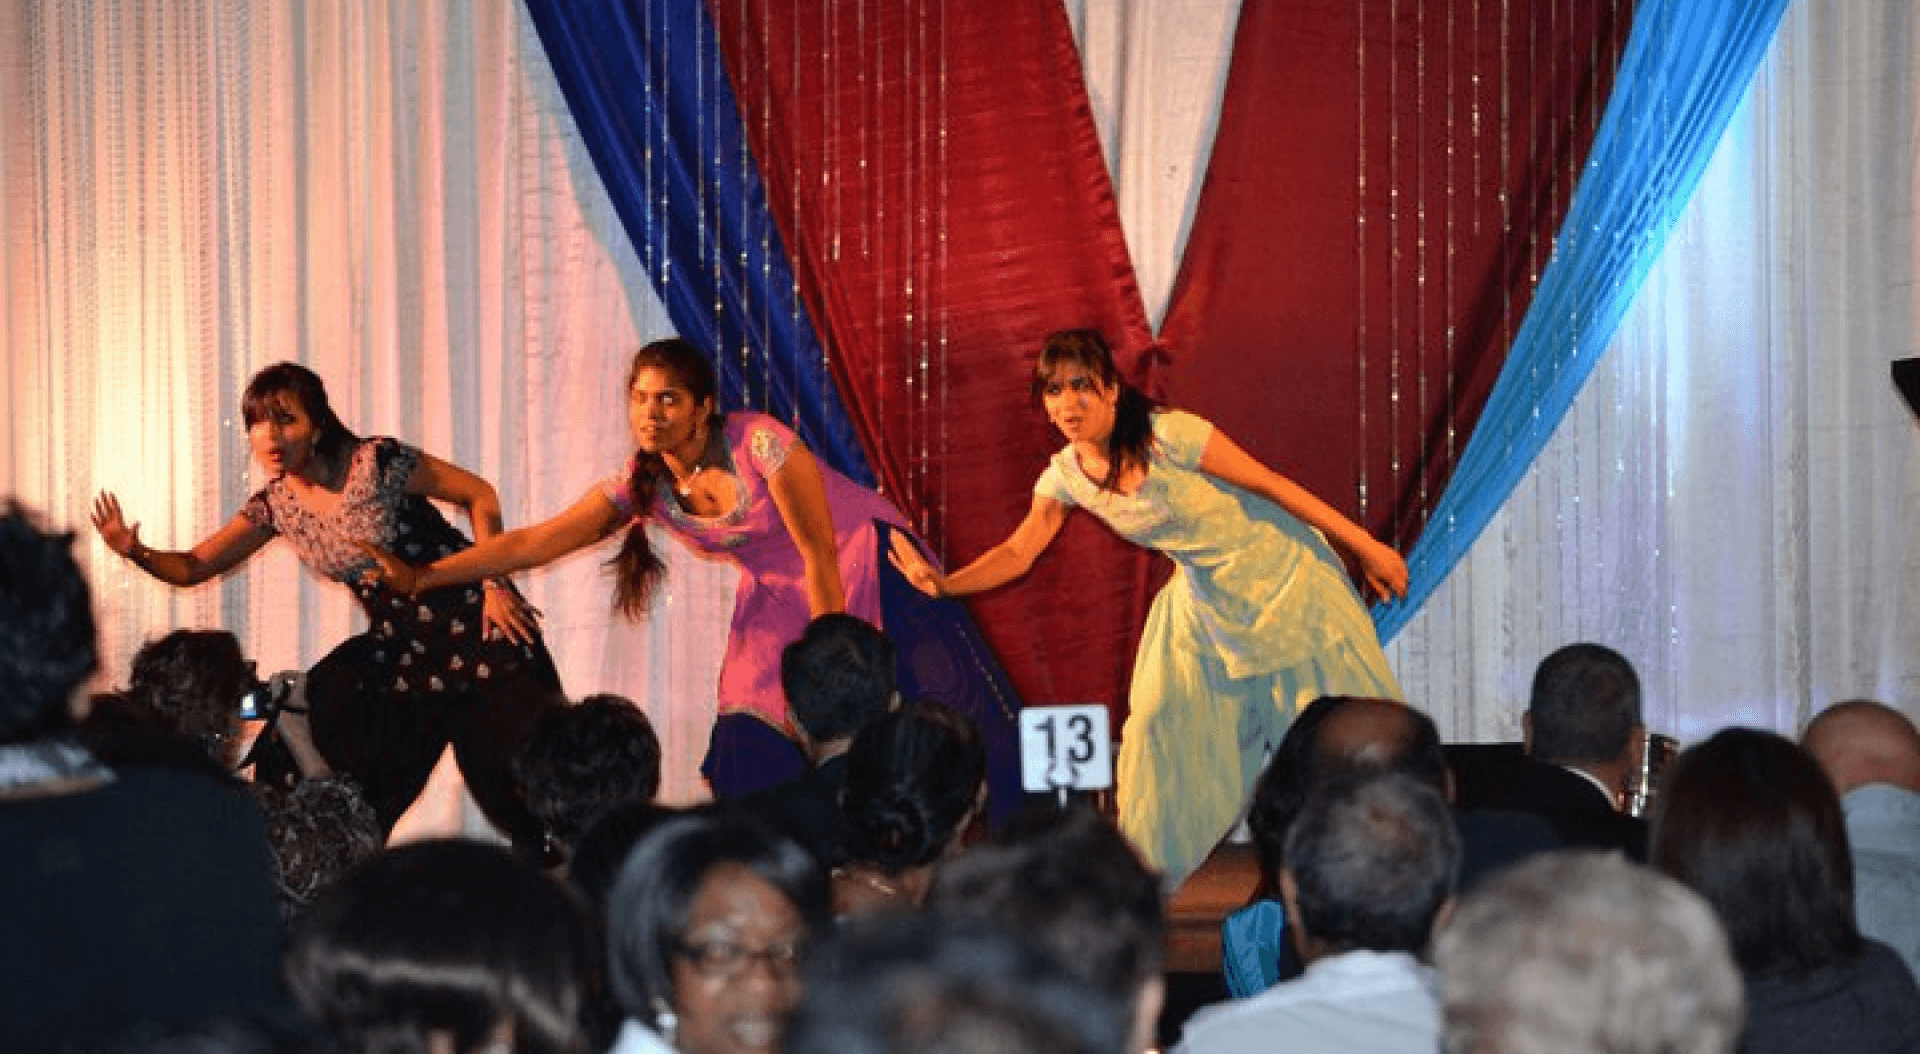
671 462 702 497
667 429 710 497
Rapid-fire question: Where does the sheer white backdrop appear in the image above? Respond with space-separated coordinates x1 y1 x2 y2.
0 1 732 817
3 0 1915 832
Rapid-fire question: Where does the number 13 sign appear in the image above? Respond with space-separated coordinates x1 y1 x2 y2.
1018 704 1113 793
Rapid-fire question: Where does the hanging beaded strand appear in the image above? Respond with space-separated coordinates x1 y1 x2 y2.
1355 0 1370 525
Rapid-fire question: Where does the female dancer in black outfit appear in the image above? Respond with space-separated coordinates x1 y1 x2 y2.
93 363 563 849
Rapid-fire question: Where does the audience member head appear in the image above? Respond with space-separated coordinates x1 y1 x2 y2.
1281 770 1460 961
1650 727 1861 979
1247 695 1446 895
930 803 1166 1054
567 799 680 912
1801 699 1920 797
606 811 829 1054
125 629 251 759
516 694 662 860
786 912 1129 1054
1526 643 1643 767
780 614 896 756
284 838 599 1054
255 775 383 923
839 699 987 874
1435 851 1743 1054
0 501 98 744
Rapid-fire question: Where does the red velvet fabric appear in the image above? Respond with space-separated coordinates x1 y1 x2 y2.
709 0 1159 716
1160 0 1631 551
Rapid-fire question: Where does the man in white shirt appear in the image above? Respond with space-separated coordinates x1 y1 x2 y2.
1174 771 1459 1054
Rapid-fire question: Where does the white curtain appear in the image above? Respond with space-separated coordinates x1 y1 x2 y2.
1385 0 1920 743
5 0 1914 835
0 0 736 813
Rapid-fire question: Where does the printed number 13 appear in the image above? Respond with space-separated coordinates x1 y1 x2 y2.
1042 713 1097 764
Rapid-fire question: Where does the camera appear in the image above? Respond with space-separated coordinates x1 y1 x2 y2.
237 669 295 721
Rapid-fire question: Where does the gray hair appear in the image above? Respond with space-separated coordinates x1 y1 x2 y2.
1435 851 1744 1054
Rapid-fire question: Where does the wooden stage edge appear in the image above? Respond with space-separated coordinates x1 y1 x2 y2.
1164 839 1261 975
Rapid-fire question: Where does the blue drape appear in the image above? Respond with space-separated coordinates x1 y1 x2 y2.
1375 0 1794 640
520 0 876 487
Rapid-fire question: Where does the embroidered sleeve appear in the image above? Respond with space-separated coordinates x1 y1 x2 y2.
240 489 278 534
1033 460 1077 507
1153 410 1214 471
746 416 797 478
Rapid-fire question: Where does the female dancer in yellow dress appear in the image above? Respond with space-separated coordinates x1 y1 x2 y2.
888 329 1407 888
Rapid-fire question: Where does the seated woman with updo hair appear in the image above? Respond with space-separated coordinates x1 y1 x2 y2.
1649 728 1920 1054
831 699 988 918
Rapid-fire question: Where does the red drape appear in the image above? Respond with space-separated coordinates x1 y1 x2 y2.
1160 0 1632 552
709 0 1158 716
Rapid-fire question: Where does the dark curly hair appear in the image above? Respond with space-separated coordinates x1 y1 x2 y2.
0 501 99 744
125 629 251 750
840 699 987 873
254 775 383 924
514 694 663 853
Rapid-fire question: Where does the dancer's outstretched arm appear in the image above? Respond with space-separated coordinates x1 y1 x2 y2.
888 494 1069 599
1196 428 1409 601
92 491 272 587
361 486 625 597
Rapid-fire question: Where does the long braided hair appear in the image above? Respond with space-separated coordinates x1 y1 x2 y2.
609 339 722 617
1031 329 1159 493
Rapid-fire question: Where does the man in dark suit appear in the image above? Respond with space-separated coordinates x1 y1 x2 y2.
1470 643 1648 860
730 614 897 867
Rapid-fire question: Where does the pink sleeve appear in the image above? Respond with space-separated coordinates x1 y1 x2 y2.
741 414 798 479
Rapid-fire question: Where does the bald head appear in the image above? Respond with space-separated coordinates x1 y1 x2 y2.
1315 697 1450 798
1802 700 1920 796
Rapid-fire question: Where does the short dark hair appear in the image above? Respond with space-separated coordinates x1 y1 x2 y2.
930 804 1165 1003
1528 643 1642 762
0 501 99 743
126 629 251 750
1649 728 1861 979
284 839 598 1054
840 699 986 872
781 614 896 744
240 362 359 468
1284 771 1460 955
515 694 663 851
606 811 830 1029
787 912 1129 1054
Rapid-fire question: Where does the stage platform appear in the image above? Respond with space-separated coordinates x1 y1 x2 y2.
1164 839 1261 973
